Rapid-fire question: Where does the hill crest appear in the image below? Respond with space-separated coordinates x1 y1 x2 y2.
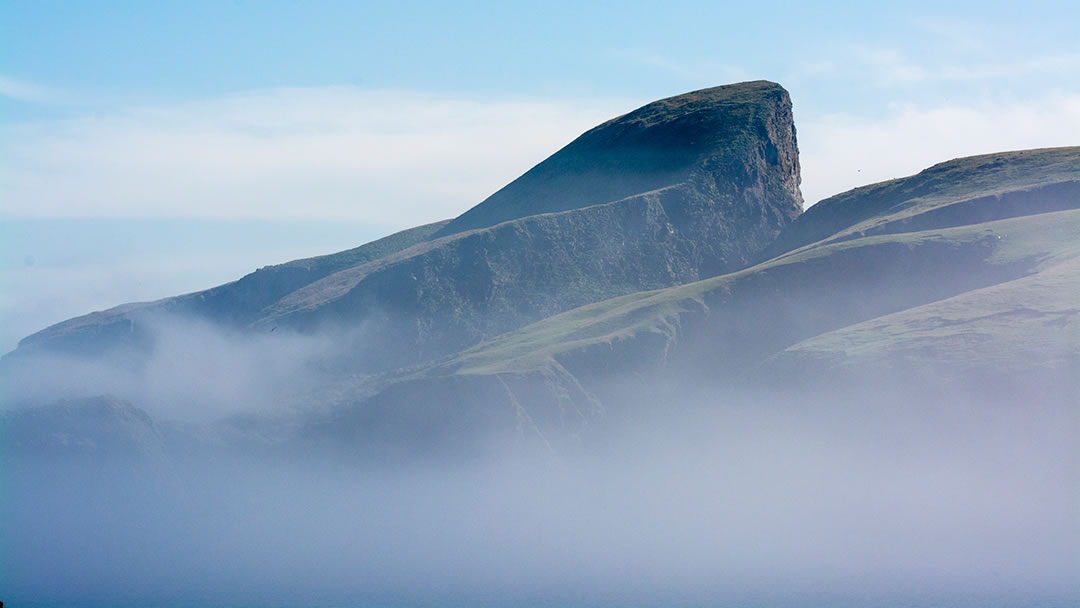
435 80 801 237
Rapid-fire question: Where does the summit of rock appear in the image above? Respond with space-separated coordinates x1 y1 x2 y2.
435 80 801 237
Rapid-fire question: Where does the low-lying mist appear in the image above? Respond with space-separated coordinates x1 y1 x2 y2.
3 368 1077 607
2 312 377 422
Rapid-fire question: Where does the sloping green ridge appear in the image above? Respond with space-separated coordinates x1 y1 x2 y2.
310 206 1078 454
249 188 758 371
428 209 1078 378
410 147 1080 381
12 220 449 355
274 220 450 275
764 246 1079 384
170 219 452 323
764 146 1079 259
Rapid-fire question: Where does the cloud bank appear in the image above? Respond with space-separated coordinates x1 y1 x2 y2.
4 83 1077 225
0 87 630 224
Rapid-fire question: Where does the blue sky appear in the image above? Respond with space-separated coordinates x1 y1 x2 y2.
4 2 1078 120
1 0 1079 351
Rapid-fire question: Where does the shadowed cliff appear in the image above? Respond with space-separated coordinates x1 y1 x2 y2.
436 80 801 237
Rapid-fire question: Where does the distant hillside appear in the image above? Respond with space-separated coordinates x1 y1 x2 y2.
1 395 165 461
11 219 450 356
763 147 1079 258
301 148 1078 455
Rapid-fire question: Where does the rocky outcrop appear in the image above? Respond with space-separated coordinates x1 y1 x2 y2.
8 81 804 372
436 80 801 237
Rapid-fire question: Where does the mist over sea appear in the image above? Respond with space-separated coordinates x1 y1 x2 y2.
4 378 1076 608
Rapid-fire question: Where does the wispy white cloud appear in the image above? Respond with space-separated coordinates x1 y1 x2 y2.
0 87 631 225
798 93 1080 206
909 17 1003 53
856 46 1080 87
0 75 60 103
7 82 1077 224
611 49 747 85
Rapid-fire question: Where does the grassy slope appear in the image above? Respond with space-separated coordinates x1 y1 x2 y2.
419 148 1080 381
764 146 1079 259
765 213 1079 381
15 82 803 363
428 211 1075 378
12 220 450 353
271 220 449 275
258 191 689 321
314 203 1077 451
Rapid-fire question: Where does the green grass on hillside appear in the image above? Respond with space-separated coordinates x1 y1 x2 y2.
769 146 1079 257
272 219 449 276
770 253 1079 379
431 209 1080 377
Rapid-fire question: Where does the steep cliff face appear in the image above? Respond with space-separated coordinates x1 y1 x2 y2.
436 80 801 238
8 81 804 371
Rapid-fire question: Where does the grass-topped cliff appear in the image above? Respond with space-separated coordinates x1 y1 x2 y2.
8 81 803 371
435 80 801 237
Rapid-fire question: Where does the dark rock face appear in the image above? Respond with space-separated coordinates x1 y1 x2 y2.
258 195 703 367
8 81 804 372
436 80 801 237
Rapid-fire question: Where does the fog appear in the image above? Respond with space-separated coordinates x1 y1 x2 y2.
2 313 378 423
3 317 1077 607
